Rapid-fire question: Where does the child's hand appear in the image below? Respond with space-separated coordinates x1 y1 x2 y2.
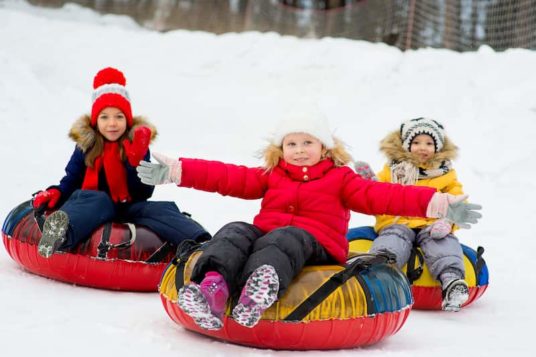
32 188 61 210
136 152 182 185
354 161 378 181
429 218 452 239
123 126 151 166
447 198 482 229
426 193 482 229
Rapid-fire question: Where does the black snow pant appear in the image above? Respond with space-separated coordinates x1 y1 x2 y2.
190 221 335 297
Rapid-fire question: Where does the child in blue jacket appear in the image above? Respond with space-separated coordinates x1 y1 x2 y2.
33 67 210 257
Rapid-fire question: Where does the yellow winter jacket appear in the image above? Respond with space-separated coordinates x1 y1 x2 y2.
374 164 463 232
373 130 463 233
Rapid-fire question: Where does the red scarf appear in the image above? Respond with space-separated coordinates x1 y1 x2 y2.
82 141 131 203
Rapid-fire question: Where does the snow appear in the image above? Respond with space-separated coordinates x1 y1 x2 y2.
1 1 534 355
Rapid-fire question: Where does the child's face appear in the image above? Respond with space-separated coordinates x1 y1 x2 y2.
410 134 436 163
282 133 325 166
97 107 127 142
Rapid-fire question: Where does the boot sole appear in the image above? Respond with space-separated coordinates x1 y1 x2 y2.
441 281 469 312
38 210 69 258
232 265 279 328
178 284 223 330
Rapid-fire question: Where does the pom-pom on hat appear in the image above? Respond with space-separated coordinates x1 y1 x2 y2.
400 117 445 152
271 107 335 149
91 67 132 127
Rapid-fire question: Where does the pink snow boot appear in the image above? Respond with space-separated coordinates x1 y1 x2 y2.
178 271 229 330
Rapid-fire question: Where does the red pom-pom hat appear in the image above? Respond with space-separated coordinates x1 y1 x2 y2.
91 67 133 127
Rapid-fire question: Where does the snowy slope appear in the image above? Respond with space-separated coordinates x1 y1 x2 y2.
1 1 535 356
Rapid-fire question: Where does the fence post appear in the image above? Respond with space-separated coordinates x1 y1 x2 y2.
405 0 416 50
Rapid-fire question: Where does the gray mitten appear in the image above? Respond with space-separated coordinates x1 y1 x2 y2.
429 218 452 239
354 161 378 181
136 152 182 185
446 199 482 229
426 193 482 229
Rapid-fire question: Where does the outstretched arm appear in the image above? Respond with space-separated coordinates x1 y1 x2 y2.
137 152 268 199
343 172 482 229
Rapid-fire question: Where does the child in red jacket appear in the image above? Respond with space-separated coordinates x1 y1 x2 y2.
137 109 481 330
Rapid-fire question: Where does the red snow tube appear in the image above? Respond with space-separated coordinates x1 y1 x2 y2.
2 200 175 291
347 227 489 310
159 245 413 350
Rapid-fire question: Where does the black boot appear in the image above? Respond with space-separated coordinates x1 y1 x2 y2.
441 279 469 312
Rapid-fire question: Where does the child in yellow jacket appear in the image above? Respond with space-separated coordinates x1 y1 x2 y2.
359 118 474 312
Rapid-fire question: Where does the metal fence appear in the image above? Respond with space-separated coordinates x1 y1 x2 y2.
27 0 536 51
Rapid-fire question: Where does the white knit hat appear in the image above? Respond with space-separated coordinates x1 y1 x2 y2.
271 108 335 149
400 117 445 152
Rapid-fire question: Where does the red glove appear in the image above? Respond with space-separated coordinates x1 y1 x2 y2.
123 126 151 167
33 188 61 209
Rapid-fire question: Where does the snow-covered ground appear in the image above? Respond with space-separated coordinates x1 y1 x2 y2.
1 1 534 356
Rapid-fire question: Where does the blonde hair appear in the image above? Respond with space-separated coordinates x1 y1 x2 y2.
261 136 353 170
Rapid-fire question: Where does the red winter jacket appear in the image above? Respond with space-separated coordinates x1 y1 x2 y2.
179 158 435 264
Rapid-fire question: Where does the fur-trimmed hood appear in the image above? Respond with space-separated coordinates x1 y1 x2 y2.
68 114 157 152
379 130 458 168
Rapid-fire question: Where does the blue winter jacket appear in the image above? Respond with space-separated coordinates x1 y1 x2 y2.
51 146 154 205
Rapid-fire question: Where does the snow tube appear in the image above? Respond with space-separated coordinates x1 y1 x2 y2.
159 241 413 350
2 200 175 291
346 226 489 310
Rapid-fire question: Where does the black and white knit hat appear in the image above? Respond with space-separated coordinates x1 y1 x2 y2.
271 107 335 149
400 117 445 152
